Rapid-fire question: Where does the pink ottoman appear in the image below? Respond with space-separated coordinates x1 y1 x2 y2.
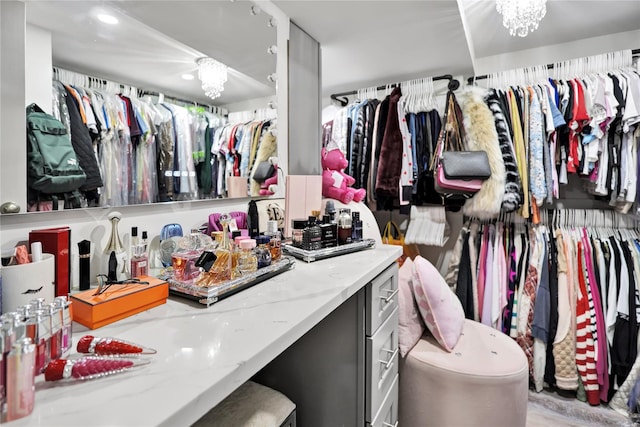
399 319 528 427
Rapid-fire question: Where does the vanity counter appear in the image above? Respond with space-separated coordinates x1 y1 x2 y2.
8 245 401 427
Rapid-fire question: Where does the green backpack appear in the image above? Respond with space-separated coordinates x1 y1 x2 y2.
26 103 86 208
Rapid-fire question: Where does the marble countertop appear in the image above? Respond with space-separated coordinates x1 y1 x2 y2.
8 245 401 427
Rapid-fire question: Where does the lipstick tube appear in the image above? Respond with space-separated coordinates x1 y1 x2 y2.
26 309 51 374
46 304 63 361
6 337 36 421
54 297 72 354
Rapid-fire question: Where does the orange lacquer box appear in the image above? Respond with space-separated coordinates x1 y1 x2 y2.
69 276 168 330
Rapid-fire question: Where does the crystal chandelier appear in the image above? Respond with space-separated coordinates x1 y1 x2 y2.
196 57 228 100
496 0 547 38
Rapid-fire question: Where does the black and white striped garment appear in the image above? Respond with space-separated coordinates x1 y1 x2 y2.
485 89 523 212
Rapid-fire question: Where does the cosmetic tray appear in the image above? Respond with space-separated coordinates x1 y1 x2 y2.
165 256 295 307
282 238 376 263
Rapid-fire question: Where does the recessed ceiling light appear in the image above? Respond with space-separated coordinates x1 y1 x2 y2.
97 14 118 25
181 73 195 81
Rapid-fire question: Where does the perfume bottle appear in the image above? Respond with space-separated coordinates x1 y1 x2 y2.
302 216 322 251
265 220 281 261
320 215 338 248
351 211 363 242
104 211 129 281
47 303 63 361
237 239 258 276
209 215 233 283
337 209 353 245
130 244 148 278
6 337 35 421
255 236 272 269
291 219 307 248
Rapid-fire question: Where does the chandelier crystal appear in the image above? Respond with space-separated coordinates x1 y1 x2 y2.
196 57 228 100
496 0 547 38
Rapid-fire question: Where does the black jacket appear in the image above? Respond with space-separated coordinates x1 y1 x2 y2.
63 85 103 191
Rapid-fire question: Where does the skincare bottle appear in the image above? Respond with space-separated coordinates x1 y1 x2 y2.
265 220 282 261
337 209 353 245
6 338 35 421
351 211 363 242
237 239 258 276
255 236 272 269
25 310 50 375
104 212 129 281
302 216 322 251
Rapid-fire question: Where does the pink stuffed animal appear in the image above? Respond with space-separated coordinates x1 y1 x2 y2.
258 157 278 196
321 147 366 204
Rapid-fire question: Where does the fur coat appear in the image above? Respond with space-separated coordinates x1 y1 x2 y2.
486 89 523 212
460 86 506 219
375 87 403 200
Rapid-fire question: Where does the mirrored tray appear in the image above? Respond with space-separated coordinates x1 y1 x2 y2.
165 256 295 306
282 239 376 262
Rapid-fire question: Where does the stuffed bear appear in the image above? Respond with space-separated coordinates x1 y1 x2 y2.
258 156 278 196
321 147 366 204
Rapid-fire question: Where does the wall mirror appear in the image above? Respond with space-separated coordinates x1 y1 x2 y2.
13 0 279 214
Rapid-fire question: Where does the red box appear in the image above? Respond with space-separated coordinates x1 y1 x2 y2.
29 227 70 297
69 276 168 330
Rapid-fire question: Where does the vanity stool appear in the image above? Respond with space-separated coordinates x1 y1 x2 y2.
399 319 528 427
192 381 296 427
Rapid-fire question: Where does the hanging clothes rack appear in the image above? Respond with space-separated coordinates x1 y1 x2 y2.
330 73 460 106
53 66 138 97
466 48 640 85
138 90 224 115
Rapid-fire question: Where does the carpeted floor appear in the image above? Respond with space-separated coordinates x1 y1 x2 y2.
527 389 634 427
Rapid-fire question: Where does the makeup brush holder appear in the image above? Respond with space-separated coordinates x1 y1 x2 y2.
1 254 55 314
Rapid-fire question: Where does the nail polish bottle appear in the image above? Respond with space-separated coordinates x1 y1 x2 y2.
54 296 72 354
6 337 36 421
351 211 363 242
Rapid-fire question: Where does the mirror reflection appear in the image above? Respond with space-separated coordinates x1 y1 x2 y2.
24 0 278 212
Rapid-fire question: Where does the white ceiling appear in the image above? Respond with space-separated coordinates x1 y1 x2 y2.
25 0 640 107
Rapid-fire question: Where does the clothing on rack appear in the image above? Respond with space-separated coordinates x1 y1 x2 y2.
445 209 640 406
49 69 275 207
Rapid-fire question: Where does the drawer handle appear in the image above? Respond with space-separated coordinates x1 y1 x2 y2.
383 422 398 427
378 288 399 303
379 348 399 370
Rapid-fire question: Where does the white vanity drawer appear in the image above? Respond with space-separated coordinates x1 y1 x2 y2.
366 307 399 421
368 373 398 427
366 263 399 336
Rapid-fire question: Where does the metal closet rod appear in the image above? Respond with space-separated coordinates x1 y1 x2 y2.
466 48 640 85
138 90 220 112
330 74 460 106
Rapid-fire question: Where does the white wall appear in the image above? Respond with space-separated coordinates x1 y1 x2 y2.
0 1 27 214
473 29 640 76
25 24 52 113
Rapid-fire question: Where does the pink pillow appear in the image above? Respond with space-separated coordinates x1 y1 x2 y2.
398 258 425 357
411 255 464 352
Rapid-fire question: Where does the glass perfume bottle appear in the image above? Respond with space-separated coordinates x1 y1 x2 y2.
208 214 233 283
104 211 129 281
237 239 258 276
337 209 353 245
351 211 363 242
302 216 322 251
265 220 282 261
255 236 272 269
